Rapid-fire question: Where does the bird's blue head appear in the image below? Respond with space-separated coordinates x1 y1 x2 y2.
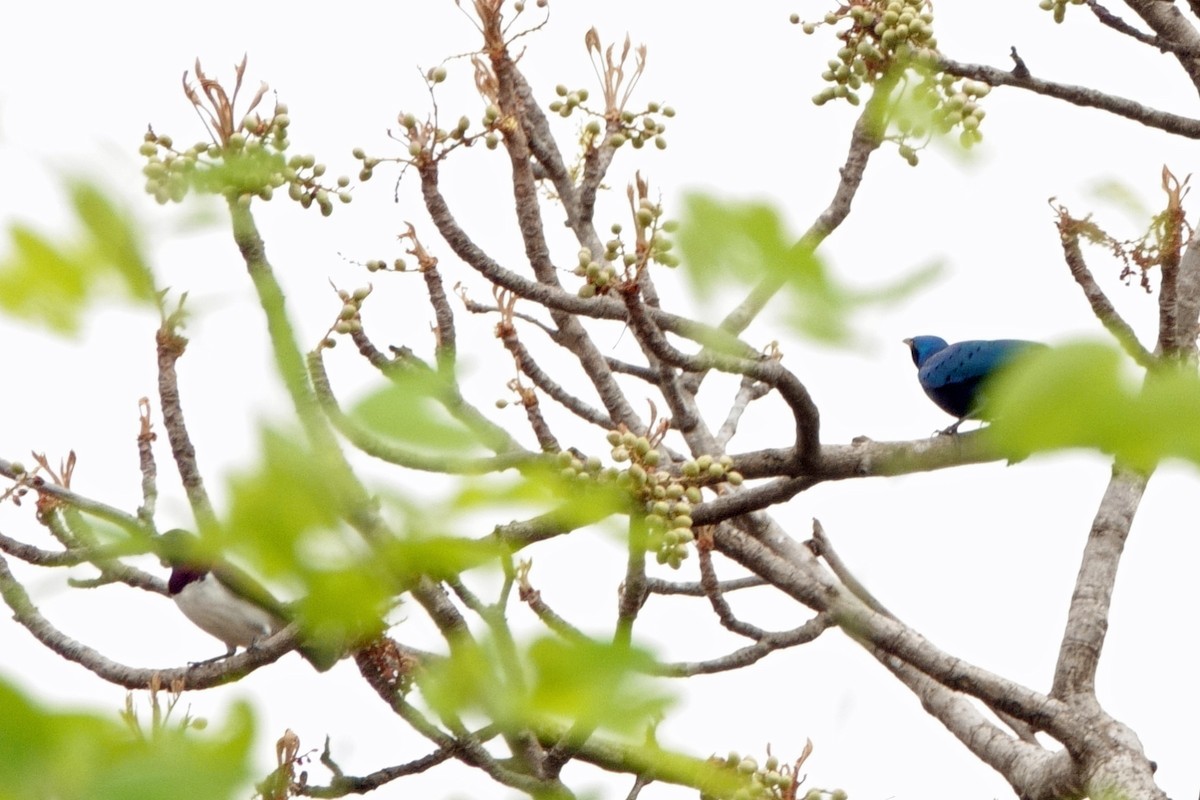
904 336 949 368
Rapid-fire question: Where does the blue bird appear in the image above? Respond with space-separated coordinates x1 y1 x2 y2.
904 335 1044 434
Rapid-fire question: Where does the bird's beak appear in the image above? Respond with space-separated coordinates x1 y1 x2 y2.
902 338 913 346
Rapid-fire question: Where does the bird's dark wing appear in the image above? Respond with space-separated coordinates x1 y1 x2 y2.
919 339 1042 419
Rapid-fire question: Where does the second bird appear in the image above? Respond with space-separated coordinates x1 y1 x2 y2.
904 335 1044 434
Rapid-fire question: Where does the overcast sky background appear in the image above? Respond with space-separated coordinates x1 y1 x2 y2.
2 2 1198 799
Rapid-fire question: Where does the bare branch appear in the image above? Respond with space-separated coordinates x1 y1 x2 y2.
1054 206 1156 367
808 520 894 618
156 310 218 533
940 56 1200 138
1051 465 1149 700
136 397 158 525
879 656 1082 800
307 350 532 474
1123 0 1200 95
619 287 820 467
644 575 766 596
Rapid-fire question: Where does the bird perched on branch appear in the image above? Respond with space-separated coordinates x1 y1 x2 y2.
158 529 338 671
904 335 1045 434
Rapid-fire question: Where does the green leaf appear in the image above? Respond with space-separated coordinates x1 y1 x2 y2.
68 179 156 301
678 194 815 298
421 635 674 735
0 677 253 800
1087 178 1152 224
0 224 90 333
351 371 480 453
451 465 630 528
291 566 391 655
225 427 344 574
224 425 416 654
382 535 506 583
0 180 158 334
525 637 674 733
988 342 1200 470
676 193 938 345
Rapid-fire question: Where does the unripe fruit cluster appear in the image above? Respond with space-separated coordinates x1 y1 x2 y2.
804 0 938 108
554 449 611 482
701 752 802 800
577 215 679 297
364 256 408 273
139 104 352 214
574 246 620 298
605 101 673 151
387 101 480 165
351 146 384 183
551 82 674 152
893 73 989 162
797 0 989 159
319 285 372 349
1038 0 1085 24
550 84 591 118
604 429 744 570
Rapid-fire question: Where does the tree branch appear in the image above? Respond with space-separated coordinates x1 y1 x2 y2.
939 56 1200 138
1050 464 1149 700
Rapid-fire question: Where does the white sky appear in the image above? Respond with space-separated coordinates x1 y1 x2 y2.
2 2 1198 799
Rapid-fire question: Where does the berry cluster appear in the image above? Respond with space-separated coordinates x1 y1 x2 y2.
138 104 352 213
702 751 814 800
704 749 850 800
318 285 371 349
795 0 990 160
554 449 608 481
575 210 679 298
893 74 990 160
603 429 744 570
1038 0 1085 23
550 84 674 151
573 246 619 298
364 257 409 273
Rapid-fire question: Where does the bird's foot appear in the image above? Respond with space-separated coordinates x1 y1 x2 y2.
936 420 965 436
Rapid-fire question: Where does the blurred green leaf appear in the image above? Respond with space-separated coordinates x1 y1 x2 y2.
451 465 630 528
988 343 1137 462
526 637 674 733
421 635 674 735
292 566 391 656
420 638 508 721
383 535 506 583
225 427 344 574
1087 178 1152 224
224 425 397 650
678 193 817 298
0 179 157 334
0 677 253 800
677 193 938 345
0 225 90 333
68 179 156 301
988 342 1200 470
351 371 480 453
